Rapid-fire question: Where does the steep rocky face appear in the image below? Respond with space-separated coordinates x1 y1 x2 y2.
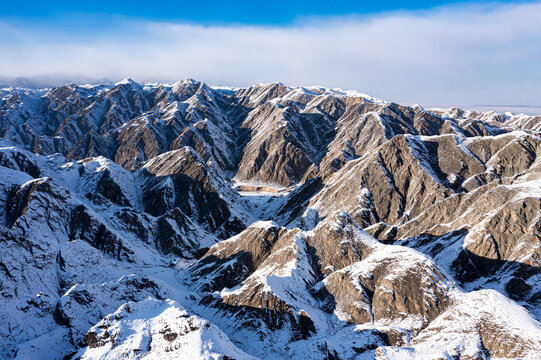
190 222 285 292
189 214 456 346
234 92 340 186
1 80 541 359
139 147 246 239
378 290 541 359
312 214 454 328
1 79 246 175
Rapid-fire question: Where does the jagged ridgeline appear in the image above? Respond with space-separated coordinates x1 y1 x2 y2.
0 79 540 359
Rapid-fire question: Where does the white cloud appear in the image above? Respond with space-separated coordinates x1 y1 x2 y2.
1 1 540 105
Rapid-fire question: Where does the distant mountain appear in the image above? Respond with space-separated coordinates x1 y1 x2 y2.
0 79 540 359
0 75 114 89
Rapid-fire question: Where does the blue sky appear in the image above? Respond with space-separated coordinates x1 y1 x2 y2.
1 1 526 24
1 1 540 106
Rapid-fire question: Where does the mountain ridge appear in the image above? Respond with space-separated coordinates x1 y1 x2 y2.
0 79 540 359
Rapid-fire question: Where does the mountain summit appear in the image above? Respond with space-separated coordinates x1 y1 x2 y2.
1 80 540 359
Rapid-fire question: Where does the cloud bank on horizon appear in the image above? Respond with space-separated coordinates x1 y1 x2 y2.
0 1 540 106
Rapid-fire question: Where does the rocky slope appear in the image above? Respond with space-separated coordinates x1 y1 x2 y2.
0 79 540 359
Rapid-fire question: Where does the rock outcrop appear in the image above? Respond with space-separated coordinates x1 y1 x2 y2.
1 80 540 359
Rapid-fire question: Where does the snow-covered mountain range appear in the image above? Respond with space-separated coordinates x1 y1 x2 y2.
1 79 540 359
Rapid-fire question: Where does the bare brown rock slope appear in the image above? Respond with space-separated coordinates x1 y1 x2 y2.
0 80 540 359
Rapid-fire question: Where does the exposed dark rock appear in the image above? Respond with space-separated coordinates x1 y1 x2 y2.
1 80 540 360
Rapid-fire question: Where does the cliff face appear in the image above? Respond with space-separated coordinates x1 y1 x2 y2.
0 80 540 359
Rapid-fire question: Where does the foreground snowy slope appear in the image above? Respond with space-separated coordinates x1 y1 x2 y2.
0 79 540 359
